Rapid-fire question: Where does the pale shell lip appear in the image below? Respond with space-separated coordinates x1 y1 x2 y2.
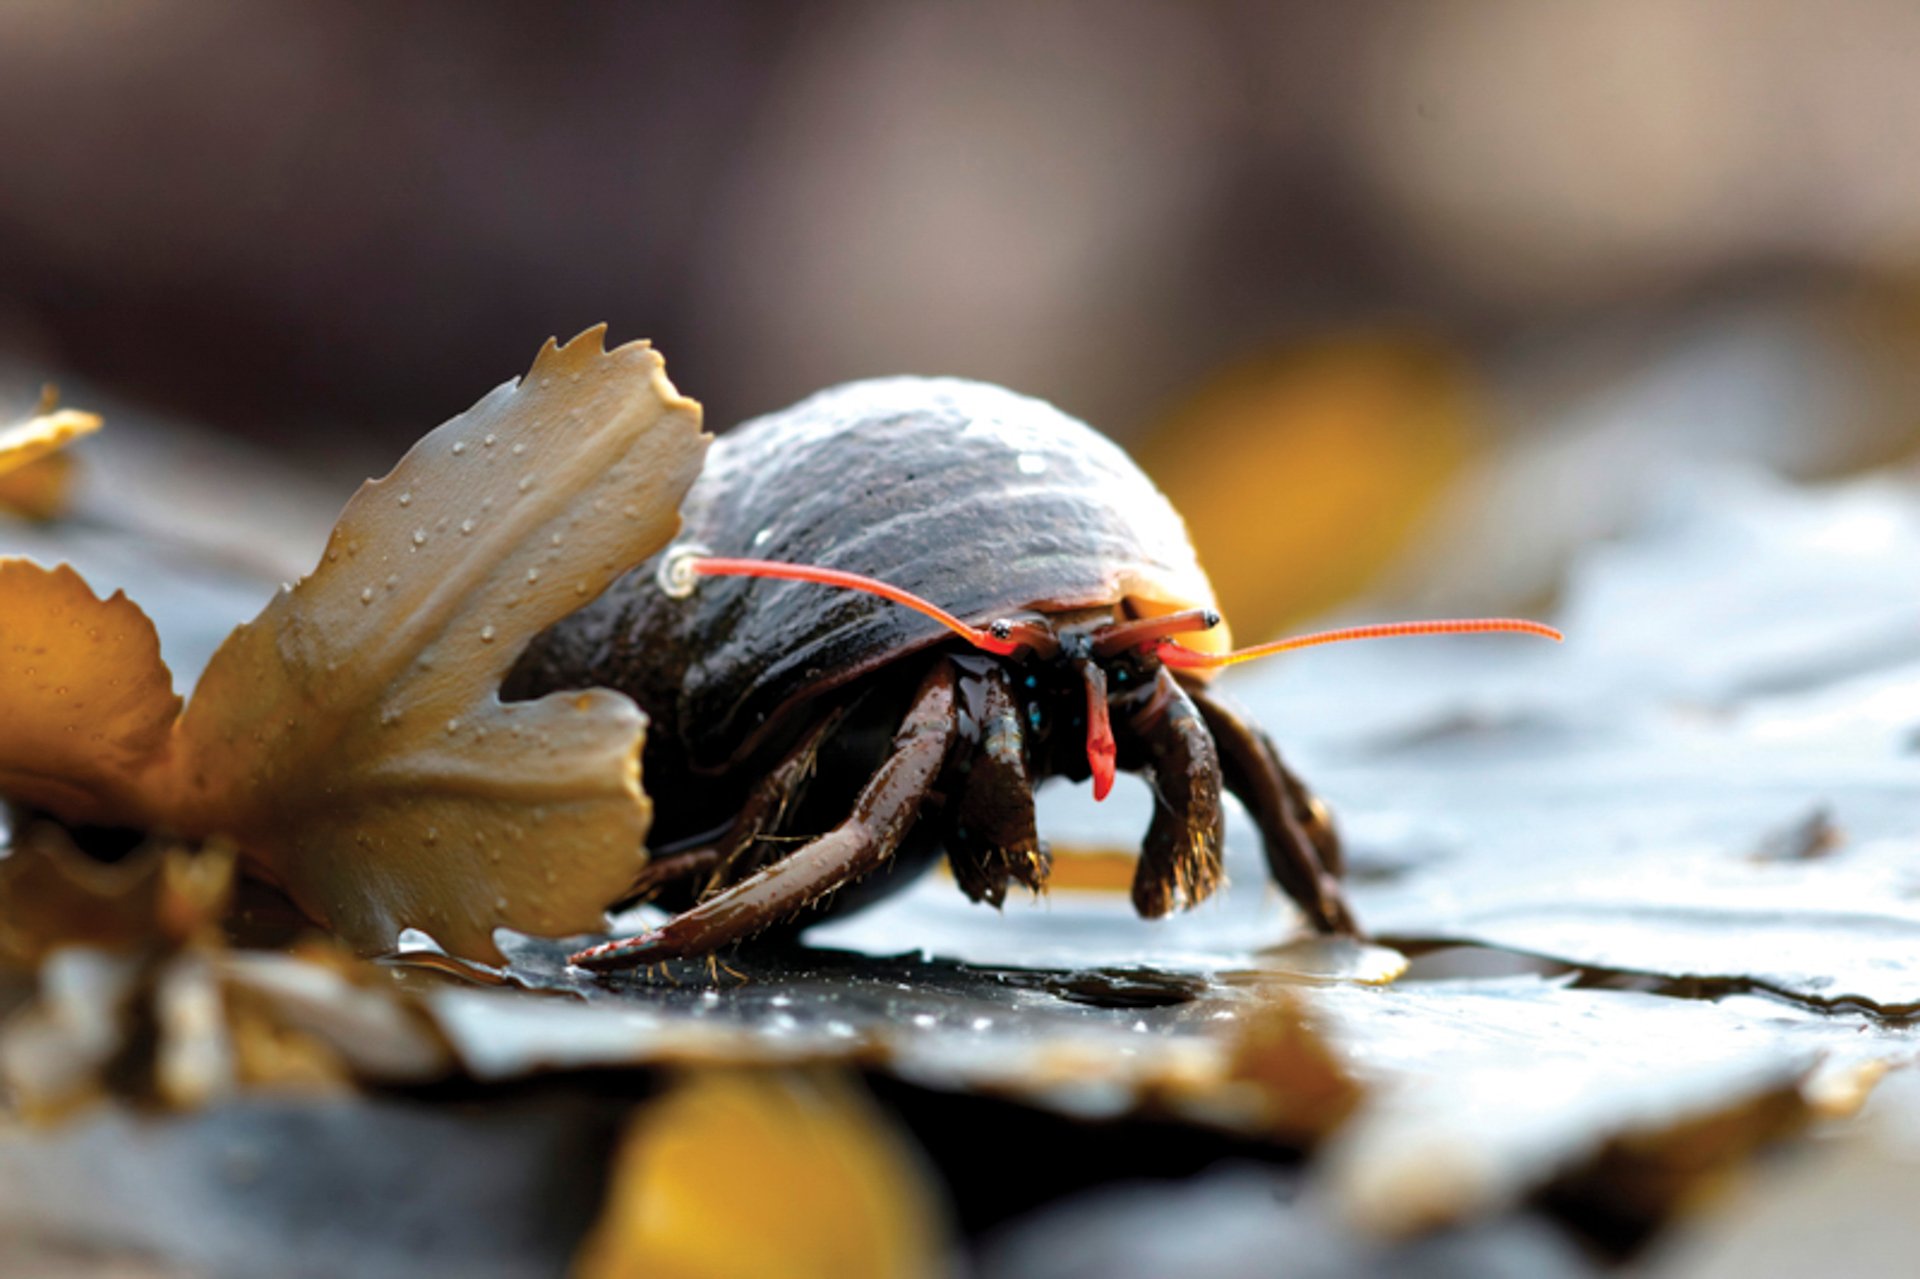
1116 571 1232 664
656 542 710 598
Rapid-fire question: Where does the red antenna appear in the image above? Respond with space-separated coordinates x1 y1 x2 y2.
671 554 1562 803
1152 617 1564 670
680 556 1048 656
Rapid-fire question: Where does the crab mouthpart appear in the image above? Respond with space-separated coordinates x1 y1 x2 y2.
1078 658 1116 801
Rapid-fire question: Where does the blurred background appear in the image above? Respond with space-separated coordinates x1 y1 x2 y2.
9 11 1920 1274
6 0 1920 636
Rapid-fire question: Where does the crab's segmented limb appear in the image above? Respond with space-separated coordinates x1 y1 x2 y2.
570 661 961 969
1091 607 1222 659
1122 668 1226 917
699 706 844 896
625 847 723 904
1273 752 1343 882
946 660 1046 906
1187 684 1358 935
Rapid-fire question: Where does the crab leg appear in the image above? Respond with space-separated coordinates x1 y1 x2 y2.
1118 668 1226 917
617 707 845 906
1275 752 1343 880
946 660 1047 906
1186 684 1358 935
625 846 722 903
699 706 845 896
570 661 961 968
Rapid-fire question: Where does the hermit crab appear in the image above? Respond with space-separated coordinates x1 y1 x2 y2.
506 378 1556 969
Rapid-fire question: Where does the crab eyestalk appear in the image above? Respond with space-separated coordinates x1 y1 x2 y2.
1091 607 1222 658
987 616 1061 660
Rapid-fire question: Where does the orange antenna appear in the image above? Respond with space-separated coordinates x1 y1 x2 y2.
684 556 1034 656
1153 618 1563 670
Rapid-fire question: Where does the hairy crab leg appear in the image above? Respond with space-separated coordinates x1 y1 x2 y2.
615 708 845 906
626 847 723 903
1116 668 1226 917
570 661 961 969
945 659 1047 906
699 706 845 897
1186 684 1358 935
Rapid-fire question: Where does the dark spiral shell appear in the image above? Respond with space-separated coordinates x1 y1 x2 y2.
511 377 1221 771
